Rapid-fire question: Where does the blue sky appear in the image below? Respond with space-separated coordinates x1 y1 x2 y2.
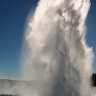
86 0 96 73
0 0 96 78
0 0 38 77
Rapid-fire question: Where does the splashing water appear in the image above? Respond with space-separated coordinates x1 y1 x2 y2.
22 0 94 96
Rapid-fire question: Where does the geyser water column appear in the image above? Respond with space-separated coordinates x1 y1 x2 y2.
22 0 94 96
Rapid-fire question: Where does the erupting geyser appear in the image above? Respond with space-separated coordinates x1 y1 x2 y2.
22 0 94 96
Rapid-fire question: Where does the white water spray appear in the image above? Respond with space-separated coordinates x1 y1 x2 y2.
22 0 94 96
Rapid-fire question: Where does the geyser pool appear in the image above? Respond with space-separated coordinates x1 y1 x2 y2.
22 0 94 96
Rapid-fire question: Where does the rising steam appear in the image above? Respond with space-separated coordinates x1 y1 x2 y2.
22 0 94 96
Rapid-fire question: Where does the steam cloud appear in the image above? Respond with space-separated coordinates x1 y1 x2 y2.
22 0 94 96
